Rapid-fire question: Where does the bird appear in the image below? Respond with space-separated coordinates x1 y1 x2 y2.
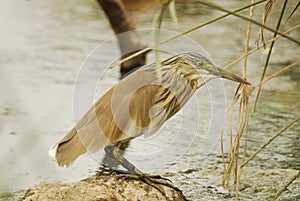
48 52 249 174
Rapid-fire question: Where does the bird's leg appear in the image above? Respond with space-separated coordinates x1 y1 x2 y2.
112 142 141 174
97 141 131 176
112 142 182 196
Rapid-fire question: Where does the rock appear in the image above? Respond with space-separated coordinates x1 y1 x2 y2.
19 175 187 201
14 167 300 201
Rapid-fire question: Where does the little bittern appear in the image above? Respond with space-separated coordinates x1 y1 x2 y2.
49 52 249 173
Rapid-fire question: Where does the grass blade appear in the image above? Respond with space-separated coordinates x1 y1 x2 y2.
168 0 178 23
284 1 300 24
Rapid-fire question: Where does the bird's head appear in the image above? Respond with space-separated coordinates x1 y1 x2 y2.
180 52 250 85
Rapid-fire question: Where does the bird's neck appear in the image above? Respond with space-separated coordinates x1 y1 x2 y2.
154 66 198 119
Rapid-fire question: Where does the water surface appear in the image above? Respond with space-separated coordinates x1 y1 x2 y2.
0 0 299 198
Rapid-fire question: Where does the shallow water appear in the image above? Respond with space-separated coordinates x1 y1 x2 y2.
0 0 299 197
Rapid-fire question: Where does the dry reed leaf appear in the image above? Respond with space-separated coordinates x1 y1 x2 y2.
256 0 276 48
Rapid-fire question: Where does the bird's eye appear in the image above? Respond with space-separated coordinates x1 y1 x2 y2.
197 61 204 66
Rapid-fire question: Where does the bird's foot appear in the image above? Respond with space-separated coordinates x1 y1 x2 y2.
96 165 130 176
116 173 182 196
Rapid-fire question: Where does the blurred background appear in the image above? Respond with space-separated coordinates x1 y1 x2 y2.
0 0 299 199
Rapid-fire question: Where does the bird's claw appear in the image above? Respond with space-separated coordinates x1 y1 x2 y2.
116 173 182 196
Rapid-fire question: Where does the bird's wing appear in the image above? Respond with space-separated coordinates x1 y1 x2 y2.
100 68 163 141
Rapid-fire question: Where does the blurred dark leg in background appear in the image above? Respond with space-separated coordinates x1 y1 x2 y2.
97 0 149 77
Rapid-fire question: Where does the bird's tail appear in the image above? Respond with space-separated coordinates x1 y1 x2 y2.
48 127 86 167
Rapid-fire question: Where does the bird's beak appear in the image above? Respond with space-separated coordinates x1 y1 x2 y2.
210 66 250 85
